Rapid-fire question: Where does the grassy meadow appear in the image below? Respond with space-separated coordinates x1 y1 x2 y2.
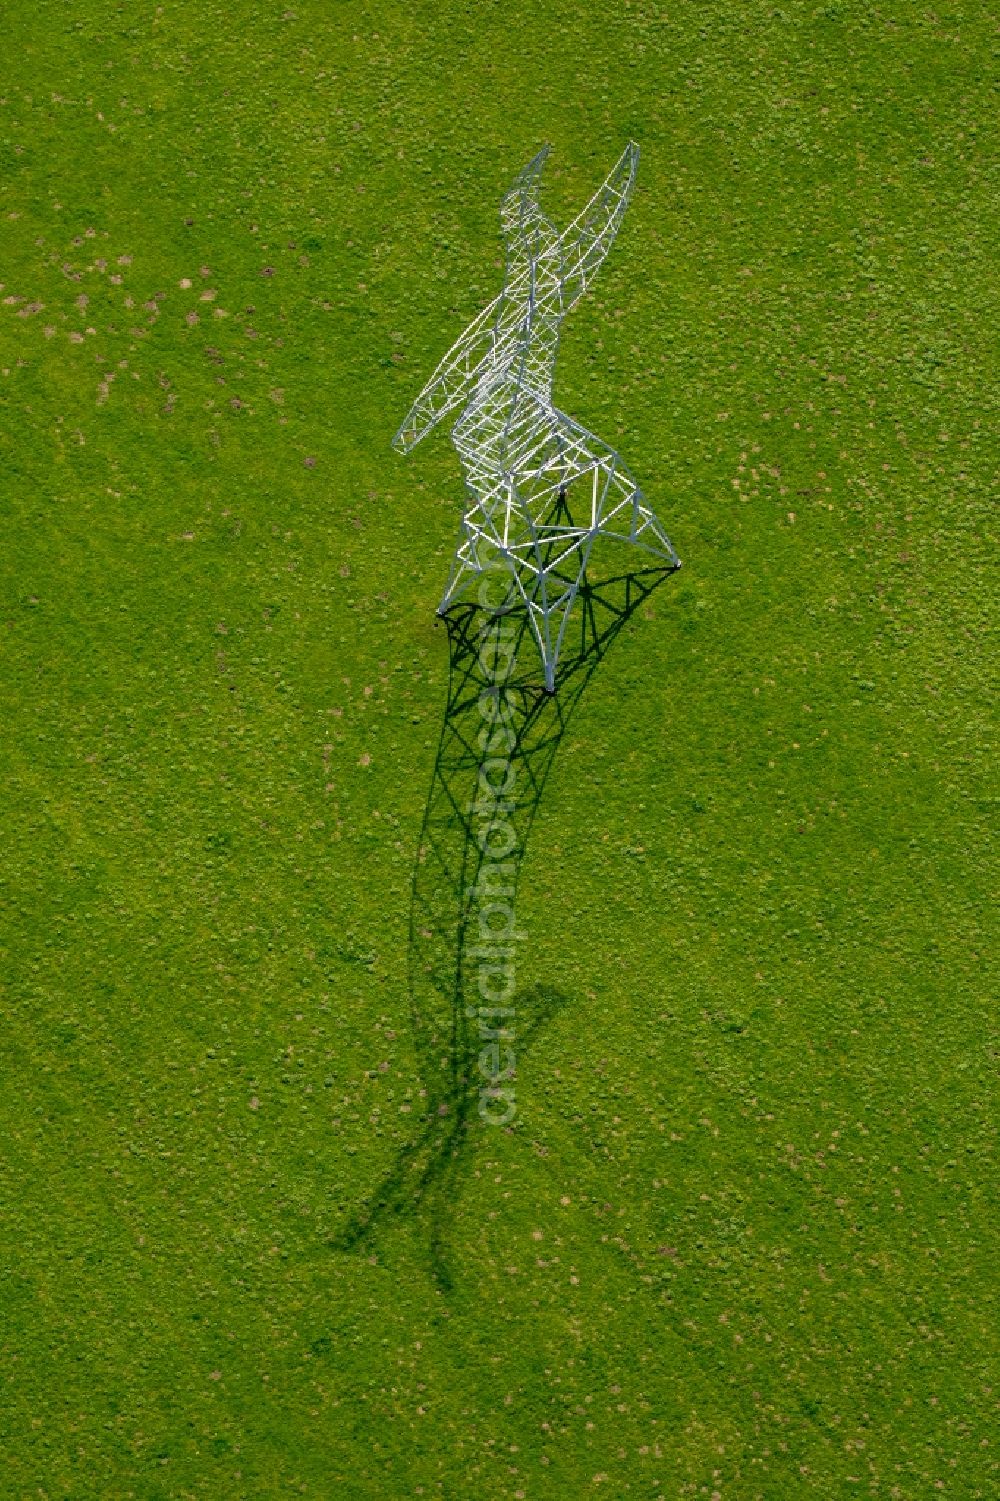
1 0 996 1496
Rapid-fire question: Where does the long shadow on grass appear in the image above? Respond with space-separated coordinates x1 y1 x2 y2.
332 562 677 1288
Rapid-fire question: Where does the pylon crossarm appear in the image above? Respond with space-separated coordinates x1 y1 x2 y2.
556 142 639 312
392 294 503 452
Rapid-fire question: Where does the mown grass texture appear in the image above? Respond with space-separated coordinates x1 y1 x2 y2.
0 1 996 1496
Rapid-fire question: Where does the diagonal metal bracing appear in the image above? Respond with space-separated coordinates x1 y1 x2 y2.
393 141 680 691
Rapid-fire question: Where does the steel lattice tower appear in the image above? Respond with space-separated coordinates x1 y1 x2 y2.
393 141 680 691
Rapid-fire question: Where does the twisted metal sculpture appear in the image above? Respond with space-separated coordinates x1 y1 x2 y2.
393 141 680 691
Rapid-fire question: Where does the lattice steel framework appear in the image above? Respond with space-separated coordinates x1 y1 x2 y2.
392 141 680 692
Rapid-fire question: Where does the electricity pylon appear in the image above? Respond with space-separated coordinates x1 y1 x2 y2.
393 142 680 692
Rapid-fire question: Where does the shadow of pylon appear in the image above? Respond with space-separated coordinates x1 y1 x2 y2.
331 560 679 1289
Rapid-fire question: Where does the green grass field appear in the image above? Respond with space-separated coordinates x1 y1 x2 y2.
1 1 996 1496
